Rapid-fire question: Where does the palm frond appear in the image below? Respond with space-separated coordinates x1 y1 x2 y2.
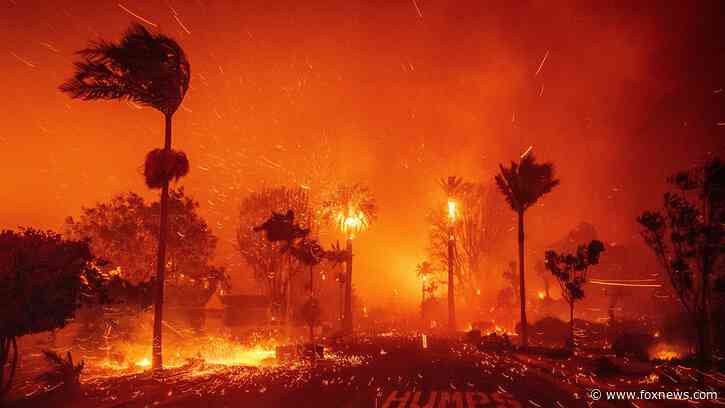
496 154 559 212
60 23 190 115
440 176 466 198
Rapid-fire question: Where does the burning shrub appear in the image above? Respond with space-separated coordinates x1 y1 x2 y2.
143 148 189 188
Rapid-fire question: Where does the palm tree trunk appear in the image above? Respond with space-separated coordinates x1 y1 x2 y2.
570 300 575 344
448 230 456 331
343 237 353 334
518 209 528 348
152 113 172 370
421 280 425 318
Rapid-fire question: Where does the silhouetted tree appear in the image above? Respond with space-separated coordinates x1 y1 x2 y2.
60 23 191 370
638 157 725 372
545 240 605 345
237 187 313 320
0 229 107 397
255 210 337 354
496 153 560 347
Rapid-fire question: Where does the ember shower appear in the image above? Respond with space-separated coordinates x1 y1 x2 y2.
0 1 724 407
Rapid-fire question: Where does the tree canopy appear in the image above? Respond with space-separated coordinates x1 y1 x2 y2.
0 228 110 397
0 228 106 338
65 188 218 285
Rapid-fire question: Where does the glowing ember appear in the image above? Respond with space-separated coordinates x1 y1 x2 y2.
537 291 545 300
95 336 277 374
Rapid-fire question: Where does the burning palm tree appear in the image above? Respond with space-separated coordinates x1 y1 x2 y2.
495 152 559 348
321 184 377 335
60 23 190 369
439 176 466 331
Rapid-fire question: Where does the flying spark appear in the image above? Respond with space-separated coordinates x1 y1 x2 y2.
118 3 158 27
520 145 533 159
534 50 550 77
9 51 36 68
411 0 423 18
39 42 59 53
172 11 192 34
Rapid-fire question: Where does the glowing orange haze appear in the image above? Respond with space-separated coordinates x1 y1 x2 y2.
0 1 722 306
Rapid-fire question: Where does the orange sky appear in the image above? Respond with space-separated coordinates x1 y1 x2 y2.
1 0 723 305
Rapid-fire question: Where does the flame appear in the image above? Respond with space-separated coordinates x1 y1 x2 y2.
447 199 457 222
538 291 545 300
96 336 277 373
336 208 367 239
649 343 683 361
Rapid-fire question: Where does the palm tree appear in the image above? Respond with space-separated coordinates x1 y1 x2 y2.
415 261 438 322
321 184 377 335
439 176 466 331
495 153 559 348
415 261 435 301
60 23 190 370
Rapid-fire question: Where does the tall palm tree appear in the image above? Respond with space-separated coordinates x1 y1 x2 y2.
495 153 559 348
321 183 377 335
439 176 466 331
60 23 190 370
